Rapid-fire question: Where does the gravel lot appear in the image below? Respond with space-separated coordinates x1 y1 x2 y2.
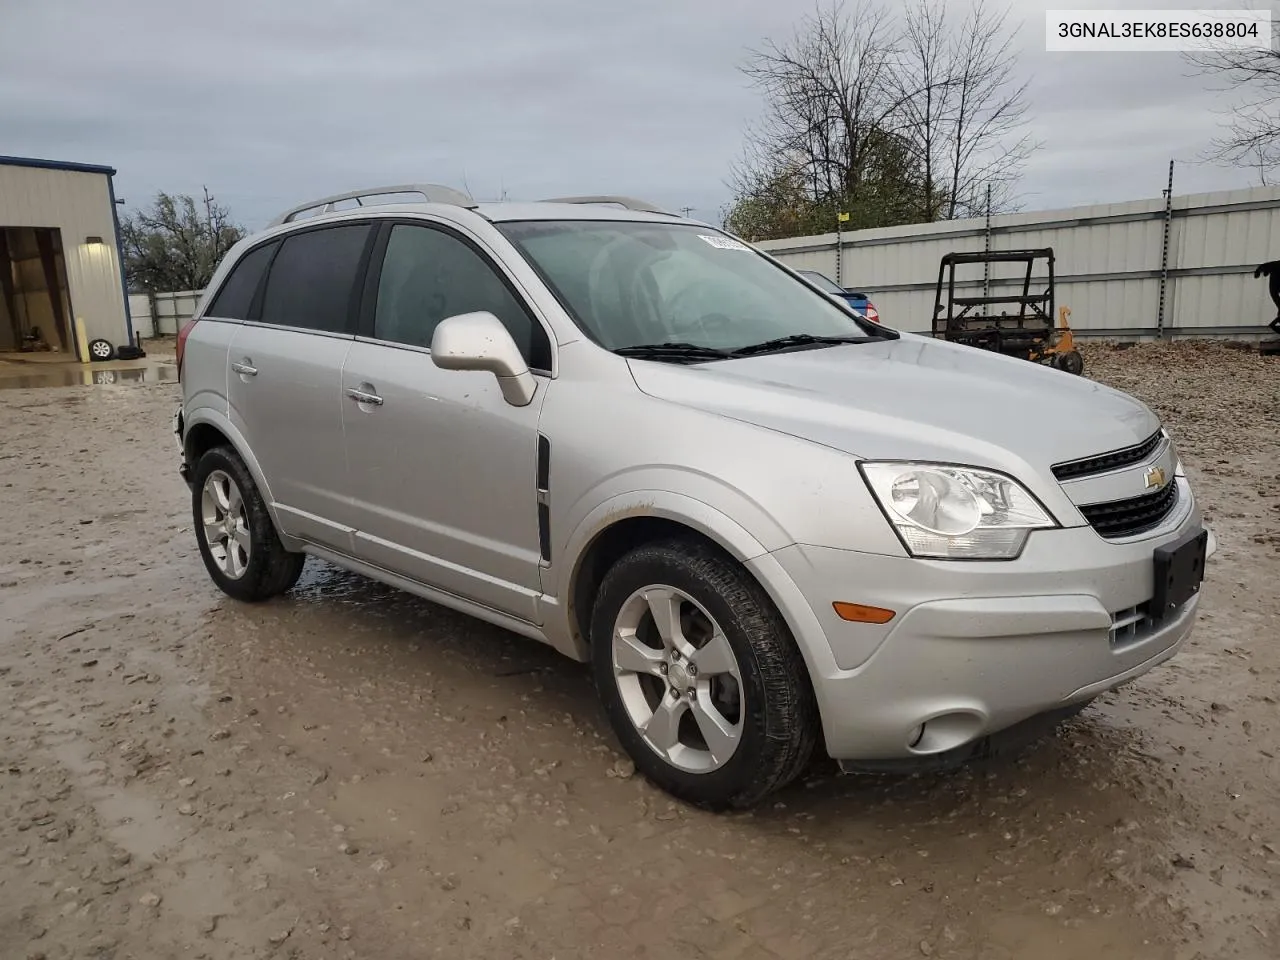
1 341 1278 960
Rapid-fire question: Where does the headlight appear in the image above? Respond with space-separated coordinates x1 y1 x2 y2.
1161 427 1184 476
859 462 1056 560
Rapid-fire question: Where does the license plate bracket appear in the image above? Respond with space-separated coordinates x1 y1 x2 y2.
1152 527 1208 620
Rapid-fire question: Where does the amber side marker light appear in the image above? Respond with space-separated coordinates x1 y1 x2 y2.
832 602 896 624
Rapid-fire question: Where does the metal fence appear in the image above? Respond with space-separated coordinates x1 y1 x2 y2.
757 183 1280 339
129 290 203 338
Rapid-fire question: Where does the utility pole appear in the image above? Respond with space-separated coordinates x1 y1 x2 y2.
680 206 695 217
202 186 215 238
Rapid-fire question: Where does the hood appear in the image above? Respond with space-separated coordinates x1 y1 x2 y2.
628 333 1159 475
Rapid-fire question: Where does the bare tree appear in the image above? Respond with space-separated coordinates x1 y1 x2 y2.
121 191 245 291
726 0 1034 238
730 1 914 238
942 1 1036 217
888 0 1035 221
1187 8 1280 184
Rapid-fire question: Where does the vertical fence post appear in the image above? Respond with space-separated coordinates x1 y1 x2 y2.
1157 160 1175 339
983 183 992 300
835 216 844 286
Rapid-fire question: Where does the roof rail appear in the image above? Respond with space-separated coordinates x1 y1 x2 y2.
541 195 673 216
269 183 476 227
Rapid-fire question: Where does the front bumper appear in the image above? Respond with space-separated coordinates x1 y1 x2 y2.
750 502 1213 762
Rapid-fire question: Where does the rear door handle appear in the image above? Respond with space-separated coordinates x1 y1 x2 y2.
231 361 258 377
346 387 384 406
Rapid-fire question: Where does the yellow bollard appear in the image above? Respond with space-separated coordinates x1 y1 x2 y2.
74 317 90 364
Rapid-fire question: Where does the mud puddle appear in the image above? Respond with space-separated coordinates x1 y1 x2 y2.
0 363 177 389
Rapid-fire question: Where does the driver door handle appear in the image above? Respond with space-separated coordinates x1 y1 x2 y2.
346 387 384 406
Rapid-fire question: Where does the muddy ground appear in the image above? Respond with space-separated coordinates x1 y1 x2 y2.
1 341 1278 960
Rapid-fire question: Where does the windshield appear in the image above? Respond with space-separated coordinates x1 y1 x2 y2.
499 220 881 352
798 270 844 294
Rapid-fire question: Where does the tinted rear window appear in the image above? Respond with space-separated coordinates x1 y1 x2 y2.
259 224 372 333
206 242 277 320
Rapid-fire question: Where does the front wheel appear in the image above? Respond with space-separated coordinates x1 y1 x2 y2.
590 538 818 809
192 446 304 602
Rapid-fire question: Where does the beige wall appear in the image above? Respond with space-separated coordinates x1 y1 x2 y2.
0 162 130 352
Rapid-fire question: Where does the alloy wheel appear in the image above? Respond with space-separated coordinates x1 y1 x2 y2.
611 584 744 773
200 469 251 579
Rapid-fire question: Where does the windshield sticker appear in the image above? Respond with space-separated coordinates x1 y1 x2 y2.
698 234 751 251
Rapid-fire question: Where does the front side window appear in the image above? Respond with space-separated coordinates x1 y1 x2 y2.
372 224 543 364
259 224 372 333
500 220 883 353
206 241 278 320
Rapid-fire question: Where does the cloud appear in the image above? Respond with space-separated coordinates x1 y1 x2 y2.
0 0 1258 229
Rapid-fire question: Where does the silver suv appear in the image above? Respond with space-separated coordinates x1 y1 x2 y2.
176 185 1214 809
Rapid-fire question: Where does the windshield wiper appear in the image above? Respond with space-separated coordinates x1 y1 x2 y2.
728 333 879 357
614 342 732 363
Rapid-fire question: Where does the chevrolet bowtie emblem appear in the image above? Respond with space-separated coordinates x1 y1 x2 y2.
1144 466 1167 490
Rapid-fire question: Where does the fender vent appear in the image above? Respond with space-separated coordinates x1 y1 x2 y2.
536 434 551 563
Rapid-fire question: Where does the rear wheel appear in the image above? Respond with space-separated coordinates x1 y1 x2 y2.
590 538 818 809
192 446 304 602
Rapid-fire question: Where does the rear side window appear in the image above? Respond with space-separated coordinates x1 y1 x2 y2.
205 242 277 320
259 224 372 333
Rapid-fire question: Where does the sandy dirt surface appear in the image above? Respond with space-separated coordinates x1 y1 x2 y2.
1 342 1278 960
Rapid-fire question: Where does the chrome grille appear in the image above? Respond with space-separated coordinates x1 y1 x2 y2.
1052 430 1163 481
1079 481 1178 539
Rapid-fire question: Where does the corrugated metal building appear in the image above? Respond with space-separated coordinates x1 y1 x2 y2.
0 155 132 358
757 185 1280 338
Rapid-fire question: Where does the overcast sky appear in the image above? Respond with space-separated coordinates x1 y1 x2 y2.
0 0 1265 229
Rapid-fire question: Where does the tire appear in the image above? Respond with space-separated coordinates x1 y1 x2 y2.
88 338 115 362
192 446 305 602
1057 350 1084 375
590 538 818 809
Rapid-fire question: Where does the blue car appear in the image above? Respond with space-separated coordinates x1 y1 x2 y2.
797 270 881 325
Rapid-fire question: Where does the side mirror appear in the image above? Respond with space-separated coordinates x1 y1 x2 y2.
430 311 537 407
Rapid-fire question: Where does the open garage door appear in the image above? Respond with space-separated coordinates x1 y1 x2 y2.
0 226 74 356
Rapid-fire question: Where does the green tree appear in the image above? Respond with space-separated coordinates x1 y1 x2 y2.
121 191 244 291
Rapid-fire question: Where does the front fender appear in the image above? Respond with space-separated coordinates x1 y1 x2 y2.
567 489 774 566
540 488 789 661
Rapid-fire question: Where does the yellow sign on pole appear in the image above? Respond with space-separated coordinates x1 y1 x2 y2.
837 212 850 223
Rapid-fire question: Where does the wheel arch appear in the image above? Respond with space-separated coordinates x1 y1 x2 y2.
182 409 287 542
557 492 779 662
